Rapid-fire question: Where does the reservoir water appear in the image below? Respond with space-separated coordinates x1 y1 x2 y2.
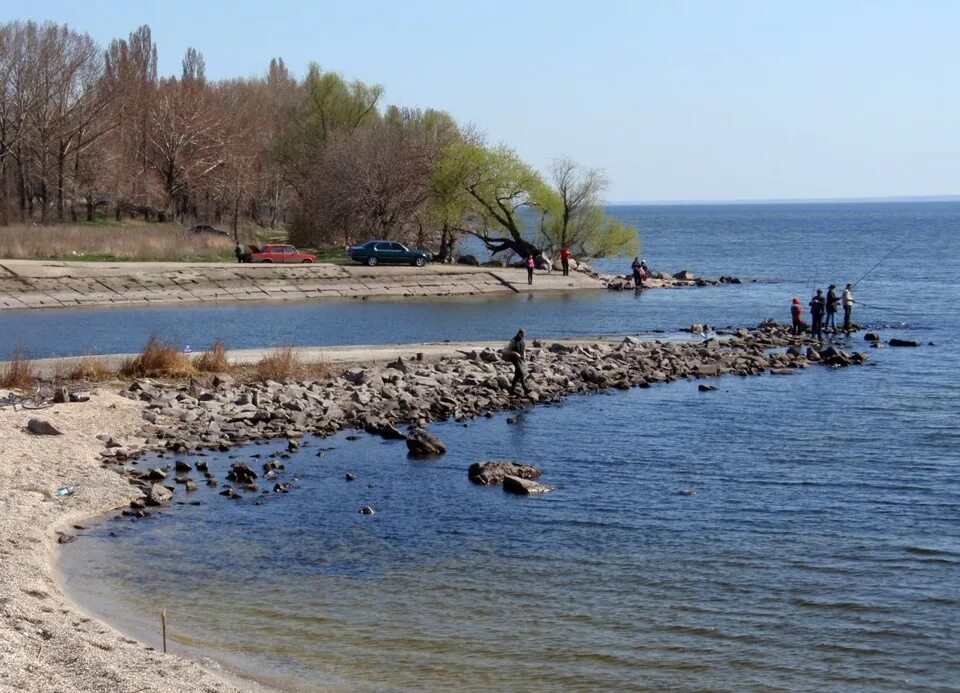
56 202 960 691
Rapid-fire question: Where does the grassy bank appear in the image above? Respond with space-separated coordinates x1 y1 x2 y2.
0 222 238 262
0 221 356 264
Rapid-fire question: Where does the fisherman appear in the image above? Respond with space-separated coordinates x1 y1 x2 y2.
809 289 825 341
560 246 572 276
631 256 646 289
842 283 856 331
825 284 839 331
524 255 535 285
502 328 530 395
790 297 804 335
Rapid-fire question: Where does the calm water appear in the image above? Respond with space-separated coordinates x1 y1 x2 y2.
58 202 960 691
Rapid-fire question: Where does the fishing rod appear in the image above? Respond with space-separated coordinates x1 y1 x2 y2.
856 302 893 311
851 235 910 288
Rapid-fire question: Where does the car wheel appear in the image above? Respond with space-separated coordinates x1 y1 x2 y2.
302 259 313 263
414 256 426 267
261 259 272 263
367 257 378 266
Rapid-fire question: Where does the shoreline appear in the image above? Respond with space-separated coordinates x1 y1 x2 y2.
0 389 256 692
4 325 869 692
0 259 743 312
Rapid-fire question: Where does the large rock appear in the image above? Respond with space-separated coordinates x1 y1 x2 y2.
672 269 695 281
406 427 447 457
502 475 552 495
888 338 920 347
863 332 880 342
457 254 480 265
468 460 542 486
146 483 173 506
27 419 62 436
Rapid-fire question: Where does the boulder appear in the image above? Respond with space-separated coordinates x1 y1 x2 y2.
468 460 541 485
502 475 552 495
27 419 62 436
146 483 173 506
673 269 695 281
698 384 717 392
212 373 235 388
478 348 501 363
343 368 367 385
359 505 376 515
457 254 479 265
864 332 880 342
226 462 258 484
888 338 920 347
406 427 447 457
174 460 192 473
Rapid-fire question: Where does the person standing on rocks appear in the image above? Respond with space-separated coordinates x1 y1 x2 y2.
503 329 530 395
825 284 840 331
790 297 804 335
842 283 856 331
560 246 572 276
525 255 535 285
809 289 825 340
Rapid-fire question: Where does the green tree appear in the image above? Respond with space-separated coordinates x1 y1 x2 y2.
435 140 551 258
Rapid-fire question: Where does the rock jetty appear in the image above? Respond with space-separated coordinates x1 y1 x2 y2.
100 322 870 483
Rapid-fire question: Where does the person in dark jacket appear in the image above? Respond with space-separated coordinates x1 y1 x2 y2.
234 243 244 263
825 284 839 331
790 297 804 335
809 289 825 340
502 329 529 395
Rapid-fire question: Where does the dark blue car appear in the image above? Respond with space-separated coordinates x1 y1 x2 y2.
347 240 431 267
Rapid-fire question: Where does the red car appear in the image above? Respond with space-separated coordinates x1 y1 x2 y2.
248 244 316 264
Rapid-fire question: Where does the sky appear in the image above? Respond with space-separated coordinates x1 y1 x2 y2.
7 0 960 202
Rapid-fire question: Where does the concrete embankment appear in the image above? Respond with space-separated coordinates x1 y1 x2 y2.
0 260 605 311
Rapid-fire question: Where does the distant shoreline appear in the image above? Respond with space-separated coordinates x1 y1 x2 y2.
606 195 960 207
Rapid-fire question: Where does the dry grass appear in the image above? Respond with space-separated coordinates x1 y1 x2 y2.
0 222 235 261
193 339 232 373
0 348 35 390
247 347 329 382
119 336 197 379
55 355 116 382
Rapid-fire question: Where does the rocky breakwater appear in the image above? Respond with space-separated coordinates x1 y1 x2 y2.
576 264 746 291
98 322 873 505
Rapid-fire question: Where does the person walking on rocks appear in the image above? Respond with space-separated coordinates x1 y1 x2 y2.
525 255 535 285
503 329 530 395
825 284 840 331
842 283 856 331
560 246 572 276
809 289 825 341
790 297 804 336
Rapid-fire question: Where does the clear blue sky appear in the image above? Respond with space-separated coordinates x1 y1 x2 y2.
9 0 959 202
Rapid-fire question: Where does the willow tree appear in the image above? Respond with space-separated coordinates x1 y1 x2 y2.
539 157 639 258
435 140 551 258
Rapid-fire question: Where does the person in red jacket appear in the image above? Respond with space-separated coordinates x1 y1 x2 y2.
560 247 572 276
790 297 804 335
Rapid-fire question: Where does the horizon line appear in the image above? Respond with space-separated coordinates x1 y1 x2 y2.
605 194 960 206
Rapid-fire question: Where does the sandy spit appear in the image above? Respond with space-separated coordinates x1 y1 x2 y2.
0 388 258 693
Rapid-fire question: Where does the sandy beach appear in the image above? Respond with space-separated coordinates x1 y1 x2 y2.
0 388 256 692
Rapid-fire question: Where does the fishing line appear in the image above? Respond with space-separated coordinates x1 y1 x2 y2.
851 234 910 288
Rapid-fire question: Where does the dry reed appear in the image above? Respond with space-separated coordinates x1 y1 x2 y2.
57 355 115 382
119 336 197 378
0 348 35 390
193 339 232 373
249 347 329 382
0 223 234 261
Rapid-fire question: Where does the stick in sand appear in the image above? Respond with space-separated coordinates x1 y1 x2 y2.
161 609 167 653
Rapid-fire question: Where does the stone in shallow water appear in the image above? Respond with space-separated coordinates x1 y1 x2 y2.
502 475 551 495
